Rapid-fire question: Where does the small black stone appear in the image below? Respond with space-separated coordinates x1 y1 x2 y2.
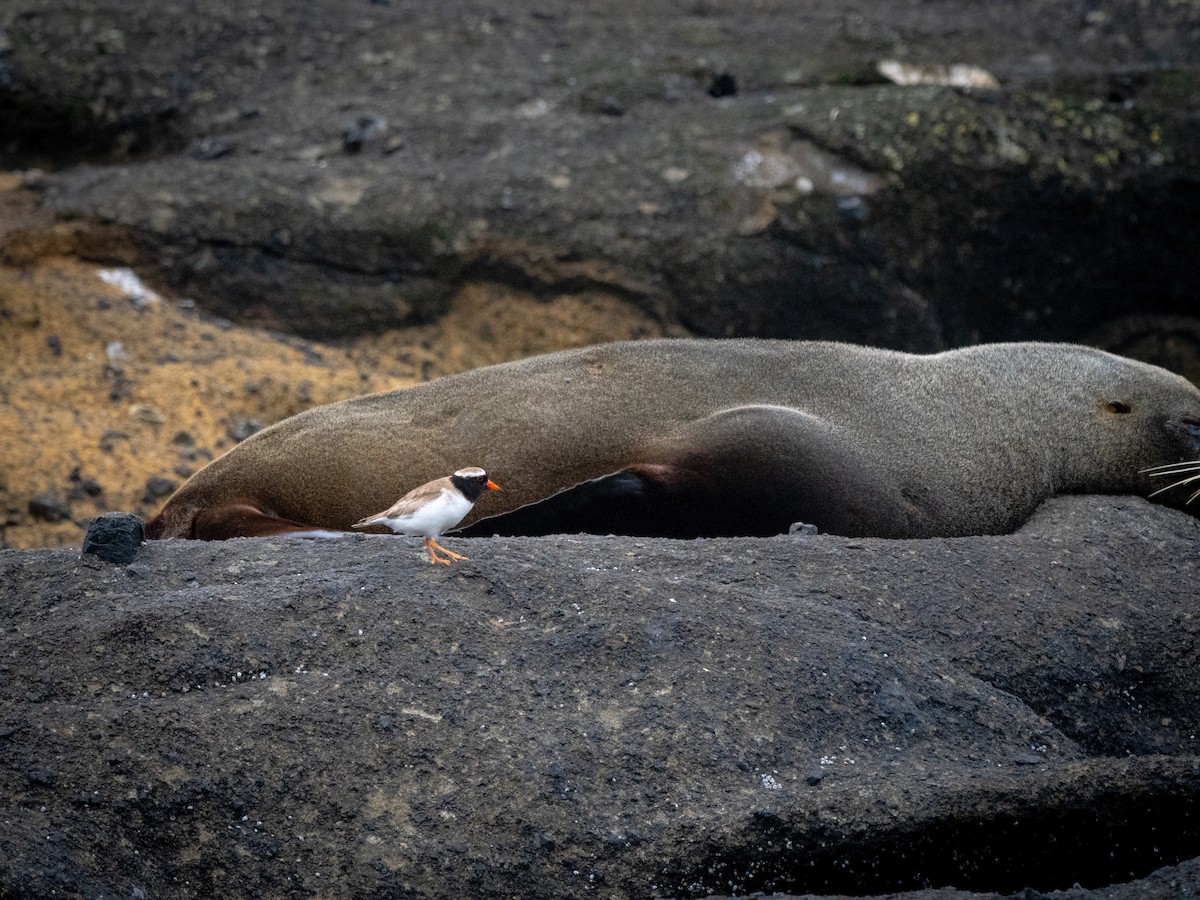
597 95 625 116
836 195 869 224
68 477 104 500
190 136 235 160
28 494 70 522
27 768 58 786
581 90 626 116
143 476 176 503
82 512 145 565
805 767 826 786
230 419 262 442
108 374 133 402
707 72 737 98
342 113 388 153
98 430 129 453
45 335 62 356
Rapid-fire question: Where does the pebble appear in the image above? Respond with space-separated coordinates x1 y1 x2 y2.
836 196 869 224
81 512 145 565
231 419 262 442
98 430 129 453
190 136 235 160
68 476 104 500
28 495 70 522
130 405 166 425
143 476 177 502
596 95 625 116
342 113 388 153
708 72 737 98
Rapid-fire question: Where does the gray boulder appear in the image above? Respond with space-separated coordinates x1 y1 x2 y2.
2 0 1198 360
1 495 1199 898
81 512 145 565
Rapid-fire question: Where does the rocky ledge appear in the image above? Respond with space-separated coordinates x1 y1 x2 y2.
2 495 1199 899
3 0 1200 362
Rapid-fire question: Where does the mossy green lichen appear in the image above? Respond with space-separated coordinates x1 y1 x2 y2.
785 84 1177 192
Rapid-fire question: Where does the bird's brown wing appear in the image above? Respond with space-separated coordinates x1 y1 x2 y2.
352 477 453 527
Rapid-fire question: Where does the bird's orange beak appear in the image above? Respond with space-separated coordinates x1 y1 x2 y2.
486 480 502 491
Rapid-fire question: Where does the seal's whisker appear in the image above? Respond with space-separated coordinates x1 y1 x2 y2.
1147 471 1200 499
1141 461 1200 476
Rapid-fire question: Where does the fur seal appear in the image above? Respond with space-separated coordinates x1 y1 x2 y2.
144 339 1200 541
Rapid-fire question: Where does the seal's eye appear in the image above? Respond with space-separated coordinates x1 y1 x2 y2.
1105 400 1133 415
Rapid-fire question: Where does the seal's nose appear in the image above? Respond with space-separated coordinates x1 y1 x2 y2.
1186 419 1200 450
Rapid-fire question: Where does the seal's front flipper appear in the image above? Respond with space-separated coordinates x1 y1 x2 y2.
459 404 920 539
191 504 322 540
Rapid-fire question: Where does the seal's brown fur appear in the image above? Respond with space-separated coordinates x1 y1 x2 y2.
144 339 1200 540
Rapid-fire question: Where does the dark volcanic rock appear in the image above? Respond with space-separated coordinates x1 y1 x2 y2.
2 495 1199 898
80 511 144 565
140 476 176 504
26 493 69 522
2 0 1198 358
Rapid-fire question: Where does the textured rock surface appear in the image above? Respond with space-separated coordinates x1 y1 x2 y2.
2 496 1199 898
3 0 1200 543
2 0 1199 355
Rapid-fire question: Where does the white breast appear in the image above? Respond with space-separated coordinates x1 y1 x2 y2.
378 489 473 537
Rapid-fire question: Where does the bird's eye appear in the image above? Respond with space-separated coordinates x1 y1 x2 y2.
1105 400 1132 414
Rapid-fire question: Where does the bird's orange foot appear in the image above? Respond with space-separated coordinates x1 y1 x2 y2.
429 538 469 562
423 538 452 564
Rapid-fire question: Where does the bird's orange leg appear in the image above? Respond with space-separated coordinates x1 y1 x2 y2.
423 537 452 565
428 537 469 562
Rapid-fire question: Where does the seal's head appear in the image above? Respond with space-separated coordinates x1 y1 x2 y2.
1063 352 1200 509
